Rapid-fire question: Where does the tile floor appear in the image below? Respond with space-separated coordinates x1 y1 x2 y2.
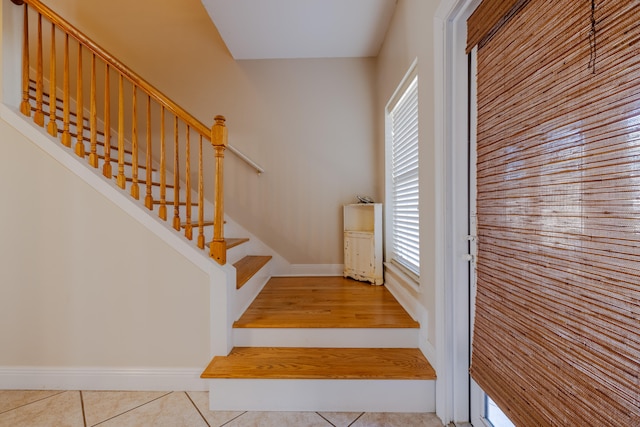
0 390 444 427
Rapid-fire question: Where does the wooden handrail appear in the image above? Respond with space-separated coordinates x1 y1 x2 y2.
19 0 264 175
20 0 211 139
14 0 243 265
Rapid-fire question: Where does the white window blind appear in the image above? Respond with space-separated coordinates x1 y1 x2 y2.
389 75 419 276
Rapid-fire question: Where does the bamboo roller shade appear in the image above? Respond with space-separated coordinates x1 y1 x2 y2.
469 0 640 425
465 0 530 53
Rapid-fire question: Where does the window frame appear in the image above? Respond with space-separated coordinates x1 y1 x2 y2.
384 61 420 284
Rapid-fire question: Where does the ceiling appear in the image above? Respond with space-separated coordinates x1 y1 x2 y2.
201 0 397 60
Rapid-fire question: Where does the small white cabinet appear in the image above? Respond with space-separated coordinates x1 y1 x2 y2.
343 203 383 285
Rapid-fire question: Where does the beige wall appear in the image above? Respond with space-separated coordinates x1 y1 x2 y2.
376 0 441 346
0 117 210 368
41 0 379 265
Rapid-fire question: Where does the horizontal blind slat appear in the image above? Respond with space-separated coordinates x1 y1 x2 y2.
390 75 419 275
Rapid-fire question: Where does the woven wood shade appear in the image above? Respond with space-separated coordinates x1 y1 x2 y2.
470 0 640 425
465 0 529 53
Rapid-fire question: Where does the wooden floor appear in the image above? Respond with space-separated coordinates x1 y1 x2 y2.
233 276 419 329
201 347 436 380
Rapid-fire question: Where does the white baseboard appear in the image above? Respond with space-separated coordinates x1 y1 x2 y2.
0 366 208 391
285 264 343 276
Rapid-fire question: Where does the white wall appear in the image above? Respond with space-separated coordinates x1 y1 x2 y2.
39 0 379 265
0 115 211 371
376 0 441 353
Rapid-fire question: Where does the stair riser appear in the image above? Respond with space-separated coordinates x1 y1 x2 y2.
234 263 272 321
226 242 248 265
233 328 419 348
208 379 435 412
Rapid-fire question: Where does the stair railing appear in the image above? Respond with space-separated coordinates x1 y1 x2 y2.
12 0 236 264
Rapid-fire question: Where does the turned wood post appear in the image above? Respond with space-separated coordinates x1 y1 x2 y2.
19 2 30 117
210 115 227 265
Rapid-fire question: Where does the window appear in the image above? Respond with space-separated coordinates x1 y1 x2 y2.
486 396 515 427
386 67 419 278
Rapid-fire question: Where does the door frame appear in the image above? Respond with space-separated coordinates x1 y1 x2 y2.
433 0 480 424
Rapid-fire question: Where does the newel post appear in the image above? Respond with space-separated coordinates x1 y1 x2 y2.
210 115 227 265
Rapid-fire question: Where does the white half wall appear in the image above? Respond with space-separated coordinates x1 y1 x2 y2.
0 114 212 388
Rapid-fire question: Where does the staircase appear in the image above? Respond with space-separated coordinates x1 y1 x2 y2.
11 0 276 366
24 78 273 301
201 276 437 412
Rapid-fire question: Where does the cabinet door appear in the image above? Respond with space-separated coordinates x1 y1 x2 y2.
344 232 375 277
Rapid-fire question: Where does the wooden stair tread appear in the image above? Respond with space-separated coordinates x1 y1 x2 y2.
200 236 248 248
234 255 272 289
201 347 436 380
234 276 420 329
225 238 250 249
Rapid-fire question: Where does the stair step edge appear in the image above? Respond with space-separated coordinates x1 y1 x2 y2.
201 347 436 380
234 255 272 290
200 237 250 249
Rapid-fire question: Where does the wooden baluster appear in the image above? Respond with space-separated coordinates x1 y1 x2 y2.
74 44 85 157
34 13 44 126
197 134 204 249
19 3 31 117
173 117 180 230
210 115 227 264
185 126 192 240
116 74 126 189
60 33 71 147
102 64 112 178
88 53 98 168
131 85 139 199
144 95 153 210
46 23 57 137
159 107 167 220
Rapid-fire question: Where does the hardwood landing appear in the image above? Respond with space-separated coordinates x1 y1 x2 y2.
233 276 419 329
201 347 436 380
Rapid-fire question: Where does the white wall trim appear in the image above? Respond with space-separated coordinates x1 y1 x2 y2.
282 264 343 276
384 271 424 323
384 272 436 366
0 366 208 391
434 0 481 424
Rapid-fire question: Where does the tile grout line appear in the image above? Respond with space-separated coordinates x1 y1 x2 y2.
184 392 210 427
315 412 338 426
219 411 248 427
80 391 87 427
348 412 366 427
91 391 174 426
0 390 67 415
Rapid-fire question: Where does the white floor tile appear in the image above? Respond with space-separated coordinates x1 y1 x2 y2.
82 390 169 426
97 392 206 427
0 391 84 427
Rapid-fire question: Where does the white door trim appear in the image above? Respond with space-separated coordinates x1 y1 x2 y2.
433 0 480 424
